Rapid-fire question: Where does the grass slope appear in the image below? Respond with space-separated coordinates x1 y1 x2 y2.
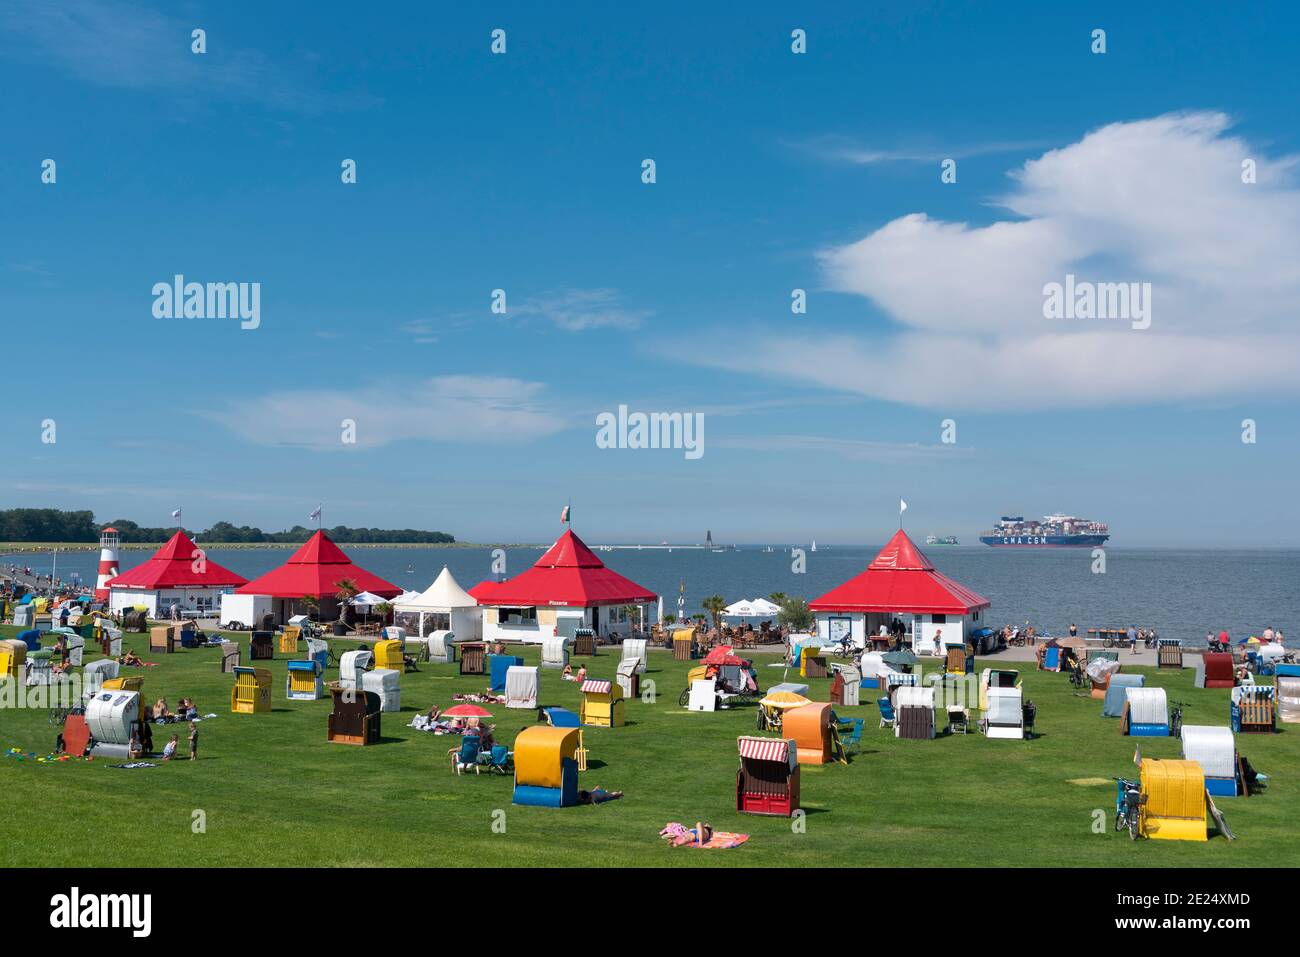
0 626 1294 867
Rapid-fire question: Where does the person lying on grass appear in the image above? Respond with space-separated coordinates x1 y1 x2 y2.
578 787 623 805
117 650 144 668
660 822 711 845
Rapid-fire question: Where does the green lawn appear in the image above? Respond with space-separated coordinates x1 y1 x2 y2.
1 625 1295 867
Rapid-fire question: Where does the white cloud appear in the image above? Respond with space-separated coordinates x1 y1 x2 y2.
514 289 651 332
798 134 1050 166
714 434 970 465
1 0 373 113
206 376 565 450
398 320 439 344
703 112 1300 410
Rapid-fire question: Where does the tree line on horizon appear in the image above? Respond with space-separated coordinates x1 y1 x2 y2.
0 509 456 544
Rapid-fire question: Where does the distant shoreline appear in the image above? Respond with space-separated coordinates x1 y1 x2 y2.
0 541 526 552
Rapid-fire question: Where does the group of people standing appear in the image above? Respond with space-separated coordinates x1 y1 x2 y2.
1207 626 1285 652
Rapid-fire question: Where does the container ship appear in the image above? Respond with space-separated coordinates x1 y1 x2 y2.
979 514 1109 548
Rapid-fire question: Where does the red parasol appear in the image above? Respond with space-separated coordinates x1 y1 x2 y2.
443 704 493 718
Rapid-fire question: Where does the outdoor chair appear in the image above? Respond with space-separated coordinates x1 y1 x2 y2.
840 718 864 754
947 706 969 735
878 697 896 729
478 744 513 775
450 735 483 774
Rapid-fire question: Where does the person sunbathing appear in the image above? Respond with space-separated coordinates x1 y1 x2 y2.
117 650 144 667
660 821 711 845
52 658 73 676
153 698 173 722
578 787 623 805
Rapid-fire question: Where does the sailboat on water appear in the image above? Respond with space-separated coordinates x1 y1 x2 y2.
811 539 817 553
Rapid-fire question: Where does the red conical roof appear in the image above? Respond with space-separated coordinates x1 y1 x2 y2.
105 530 248 590
536 529 605 568
868 529 935 571
809 529 989 615
285 530 353 565
237 530 400 599
469 529 655 607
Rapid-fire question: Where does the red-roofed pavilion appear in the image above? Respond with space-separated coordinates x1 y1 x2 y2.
809 530 991 654
469 529 656 643
105 530 247 618
237 530 400 624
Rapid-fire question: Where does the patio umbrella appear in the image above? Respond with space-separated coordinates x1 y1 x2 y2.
723 599 757 618
442 703 494 726
882 650 919 667
759 690 811 709
748 597 781 617
443 704 493 718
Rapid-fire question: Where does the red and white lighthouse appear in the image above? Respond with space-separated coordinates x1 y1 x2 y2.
95 527 121 601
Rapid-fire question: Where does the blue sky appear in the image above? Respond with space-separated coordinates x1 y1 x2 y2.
2 1 1298 546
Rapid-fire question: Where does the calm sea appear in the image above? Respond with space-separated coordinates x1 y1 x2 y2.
7 545 1297 643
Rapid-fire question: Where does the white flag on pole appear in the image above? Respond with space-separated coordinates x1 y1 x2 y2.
900 499 908 514
309 505 322 521
171 509 181 519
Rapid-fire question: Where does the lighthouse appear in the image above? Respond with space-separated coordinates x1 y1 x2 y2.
95 527 121 601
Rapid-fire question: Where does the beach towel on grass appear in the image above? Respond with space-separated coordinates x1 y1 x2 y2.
108 762 158 770
691 830 749 850
660 822 749 849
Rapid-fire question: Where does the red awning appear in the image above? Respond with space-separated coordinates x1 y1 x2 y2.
236 531 400 600
738 736 790 762
808 530 990 615
105 531 247 590
581 679 613 695
468 530 655 608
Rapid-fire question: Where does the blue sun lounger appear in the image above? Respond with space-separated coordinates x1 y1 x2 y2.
541 706 581 728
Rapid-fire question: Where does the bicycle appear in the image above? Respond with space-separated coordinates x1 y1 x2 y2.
1170 700 1186 738
1114 777 1145 840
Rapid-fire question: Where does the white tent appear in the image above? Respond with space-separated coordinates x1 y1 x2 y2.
393 566 481 641
392 589 423 604
724 597 781 618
